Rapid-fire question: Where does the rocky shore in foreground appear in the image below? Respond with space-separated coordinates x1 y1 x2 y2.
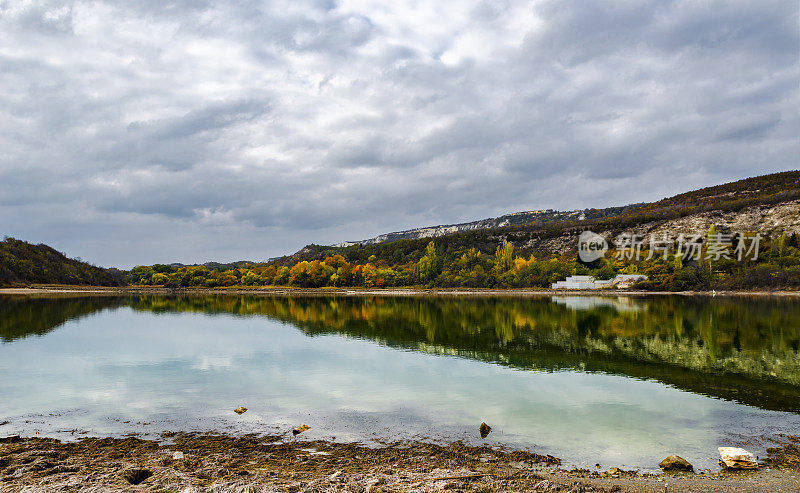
1 433 799 492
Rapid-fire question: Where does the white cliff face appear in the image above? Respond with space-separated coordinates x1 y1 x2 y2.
331 209 584 247
533 200 800 255
629 200 800 239
329 199 800 254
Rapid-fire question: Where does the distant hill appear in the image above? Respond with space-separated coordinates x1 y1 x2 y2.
114 170 800 291
332 206 645 247
0 237 124 287
330 171 800 249
288 170 800 264
167 261 257 271
332 209 597 247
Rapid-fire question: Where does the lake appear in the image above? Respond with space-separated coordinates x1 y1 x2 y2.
1 293 799 471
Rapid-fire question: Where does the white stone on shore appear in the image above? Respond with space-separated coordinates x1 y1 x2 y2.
718 447 758 469
172 451 184 460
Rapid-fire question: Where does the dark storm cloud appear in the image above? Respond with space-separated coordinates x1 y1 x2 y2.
0 0 797 267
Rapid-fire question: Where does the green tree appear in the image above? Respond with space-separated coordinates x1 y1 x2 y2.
274 266 290 285
417 241 439 282
494 240 514 272
151 273 168 285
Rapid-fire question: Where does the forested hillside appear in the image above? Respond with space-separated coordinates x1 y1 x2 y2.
0 237 124 287
125 171 800 291
332 171 800 250
3 172 799 291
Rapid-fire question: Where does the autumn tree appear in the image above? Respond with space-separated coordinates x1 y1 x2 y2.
417 241 439 282
494 240 515 272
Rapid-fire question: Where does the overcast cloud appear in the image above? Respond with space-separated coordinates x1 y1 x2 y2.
0 0 797 267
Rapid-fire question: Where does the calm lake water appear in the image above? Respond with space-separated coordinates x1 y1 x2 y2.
1 294 799 471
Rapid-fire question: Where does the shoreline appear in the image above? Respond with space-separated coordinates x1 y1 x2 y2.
1 432 798 492
2 285 799 297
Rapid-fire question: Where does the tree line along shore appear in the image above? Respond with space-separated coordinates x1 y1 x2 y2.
3 232 800 292
123 233 800 292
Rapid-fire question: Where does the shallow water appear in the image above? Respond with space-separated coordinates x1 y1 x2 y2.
1 294 799 471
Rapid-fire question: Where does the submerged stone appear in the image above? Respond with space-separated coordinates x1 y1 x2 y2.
234 406 247 415
659 455 693 472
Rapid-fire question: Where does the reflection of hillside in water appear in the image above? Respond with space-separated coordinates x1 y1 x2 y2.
135 294 799 382
125 294 800 412
549 295 800 385
0 295 126 343
3 293 799 412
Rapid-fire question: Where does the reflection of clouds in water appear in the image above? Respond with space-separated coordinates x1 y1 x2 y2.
84 381 129 403
193 356 234 371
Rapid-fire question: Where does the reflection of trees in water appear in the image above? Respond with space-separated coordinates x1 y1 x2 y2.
3 294 800 411
0 295 126 343
124 294 800 381
132 294 800 411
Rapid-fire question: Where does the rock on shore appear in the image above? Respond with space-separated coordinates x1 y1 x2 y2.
659 455 693 472
719 447 758 469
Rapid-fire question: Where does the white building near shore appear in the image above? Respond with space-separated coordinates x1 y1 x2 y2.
551 274 647 290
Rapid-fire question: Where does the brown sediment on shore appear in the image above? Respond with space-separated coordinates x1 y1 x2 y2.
767 435 800 470
1 434 799 492
1 285 799 297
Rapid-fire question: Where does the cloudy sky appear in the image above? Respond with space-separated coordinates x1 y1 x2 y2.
1 0 797 267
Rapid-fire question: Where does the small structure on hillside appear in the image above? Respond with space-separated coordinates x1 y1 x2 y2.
551 274 647 290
